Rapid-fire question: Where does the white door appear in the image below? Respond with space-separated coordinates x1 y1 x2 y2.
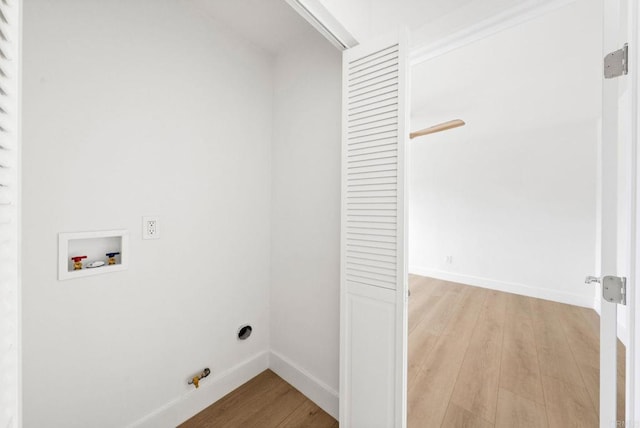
340 31 409 428
596 0 637 425
0 1 20 427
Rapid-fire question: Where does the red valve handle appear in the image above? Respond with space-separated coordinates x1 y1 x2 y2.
71 256 87 262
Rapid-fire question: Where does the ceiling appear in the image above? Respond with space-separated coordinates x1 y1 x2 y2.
369 0 476 35
371 0 544 47
410 0 601 134
188 0 534 55
189 0 314 54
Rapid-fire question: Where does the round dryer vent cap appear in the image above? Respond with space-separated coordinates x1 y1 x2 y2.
237 325 252 340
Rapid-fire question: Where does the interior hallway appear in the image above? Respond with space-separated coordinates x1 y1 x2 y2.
407 275 625 428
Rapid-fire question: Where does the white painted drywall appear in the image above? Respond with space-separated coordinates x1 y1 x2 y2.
189 0 312 54
409 0 601 307
317 0 373 42
408 0 562 48
22 1 273 427
316 0 569 49
270 27 342 413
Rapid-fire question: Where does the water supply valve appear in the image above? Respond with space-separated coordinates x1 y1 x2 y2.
106 252 120 265
188 368 211 389
71 256 87 270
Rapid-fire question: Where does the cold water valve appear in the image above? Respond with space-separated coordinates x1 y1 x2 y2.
106 252 120 265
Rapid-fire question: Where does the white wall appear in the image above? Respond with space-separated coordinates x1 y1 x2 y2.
22 1 273 427
270 28 342 416
409 0 601 307
408 0 549 48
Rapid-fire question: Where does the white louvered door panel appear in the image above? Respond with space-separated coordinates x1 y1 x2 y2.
340 32 409 428
0 1 19 427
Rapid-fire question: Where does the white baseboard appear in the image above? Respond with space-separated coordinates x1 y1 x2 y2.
127 350 339 428
127 351 270 428
410 266 593 308
269 350 339 419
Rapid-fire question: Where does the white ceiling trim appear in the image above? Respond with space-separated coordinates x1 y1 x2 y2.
285 0 359 50
410 0 578 66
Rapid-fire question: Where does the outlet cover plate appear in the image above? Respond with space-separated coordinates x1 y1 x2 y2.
142 216 160 240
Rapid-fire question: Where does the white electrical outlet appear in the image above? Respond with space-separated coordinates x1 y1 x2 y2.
142 216 160 240
445 255 453 264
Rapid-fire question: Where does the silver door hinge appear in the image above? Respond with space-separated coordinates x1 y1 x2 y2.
585 275 627 305
604 43 628 79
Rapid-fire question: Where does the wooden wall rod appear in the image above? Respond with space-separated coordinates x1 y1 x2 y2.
410 119 465 139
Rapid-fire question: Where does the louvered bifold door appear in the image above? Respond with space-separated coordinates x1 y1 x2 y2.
340 32 409 428
0 1 19 427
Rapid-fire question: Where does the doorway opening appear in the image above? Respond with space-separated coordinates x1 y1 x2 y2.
405 1 625 426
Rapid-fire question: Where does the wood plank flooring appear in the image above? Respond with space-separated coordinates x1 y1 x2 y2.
179 370 337 428
180 276 624 427
408 275 626 428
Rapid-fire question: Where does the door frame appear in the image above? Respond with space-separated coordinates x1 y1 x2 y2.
630 0 639 420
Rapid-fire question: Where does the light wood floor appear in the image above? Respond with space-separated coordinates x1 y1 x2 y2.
408 275 625 428
180 276 624 427
179 369 337 428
